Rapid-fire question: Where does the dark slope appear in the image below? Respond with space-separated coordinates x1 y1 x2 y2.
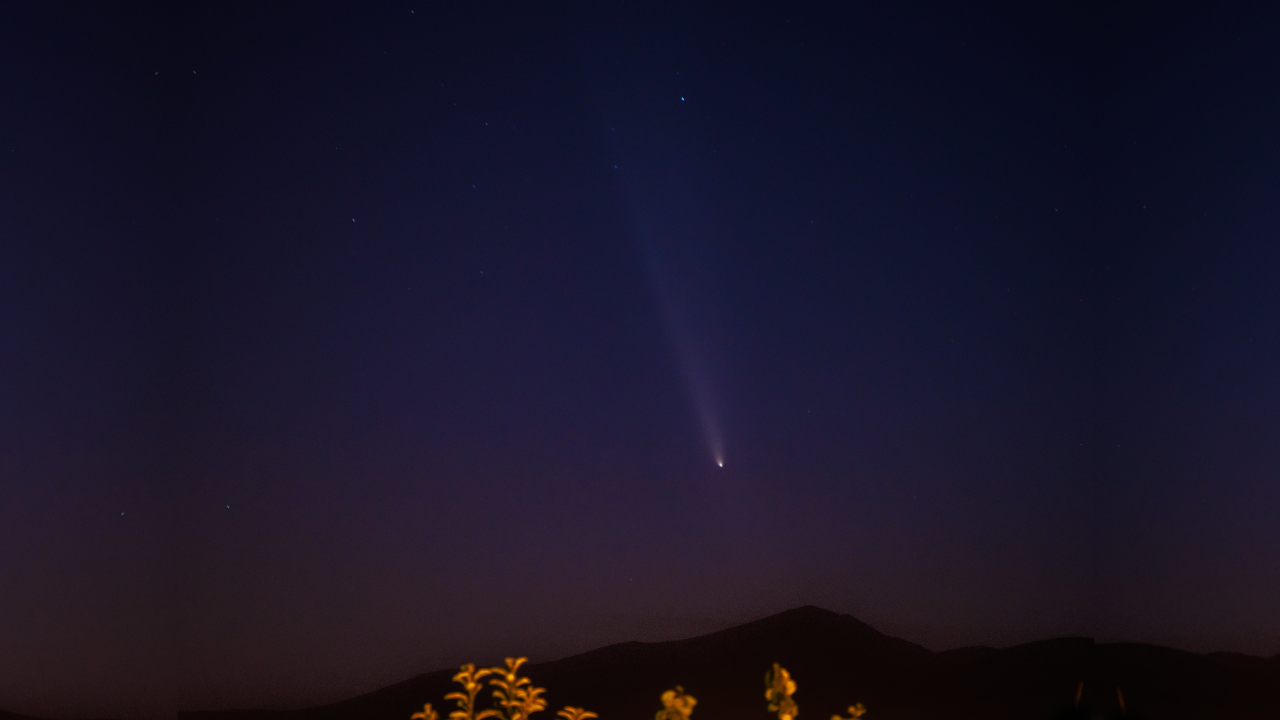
22 606 1278 720
0 712 121 720
172 606 1280 720
1092 644 1280 719
0 712 49 720
179 607 947 720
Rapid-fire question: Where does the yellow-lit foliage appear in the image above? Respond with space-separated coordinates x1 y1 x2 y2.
418 661 865 720
765 664 799 720
486 657 548 720
556 708 598 720
830 704 866 720
447 664 494 720
655 686 697 720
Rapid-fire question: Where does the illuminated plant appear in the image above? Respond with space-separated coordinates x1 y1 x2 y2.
486 657 548 720
655 686 697 720
416 661 865 720
765 664 798 720
556 708 598 720
830 704 866 720
447 664 495 720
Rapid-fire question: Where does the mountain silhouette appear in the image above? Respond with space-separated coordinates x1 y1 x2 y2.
174 606 1280 720
9 607 1280 720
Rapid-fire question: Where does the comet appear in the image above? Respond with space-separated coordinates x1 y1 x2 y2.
601 99 728 468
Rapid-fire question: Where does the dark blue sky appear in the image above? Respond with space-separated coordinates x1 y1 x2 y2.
2 3 1279 719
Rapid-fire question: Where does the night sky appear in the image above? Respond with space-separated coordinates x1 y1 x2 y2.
3 3 1280 719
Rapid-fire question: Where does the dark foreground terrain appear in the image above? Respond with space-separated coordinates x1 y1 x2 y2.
13 607 1280 720
178 607 1280 720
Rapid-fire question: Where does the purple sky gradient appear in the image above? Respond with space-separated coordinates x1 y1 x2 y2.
2 3 1279 719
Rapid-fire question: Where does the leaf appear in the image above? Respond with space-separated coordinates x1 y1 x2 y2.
557 707 599 720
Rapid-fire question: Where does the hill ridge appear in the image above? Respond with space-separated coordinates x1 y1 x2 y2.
171 605 1280 720
9 606 1280 720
